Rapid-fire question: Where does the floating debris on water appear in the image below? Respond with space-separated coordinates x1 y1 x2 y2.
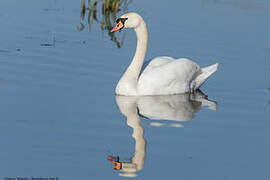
40 43 54 47
76 22 85 31
40 33 56 47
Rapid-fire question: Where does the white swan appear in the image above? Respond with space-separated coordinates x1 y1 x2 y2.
111 12 218 96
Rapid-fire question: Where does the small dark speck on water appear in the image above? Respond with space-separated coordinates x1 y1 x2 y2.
40 43 55 47
43 8 61 12
24 36 33 39
40 33 56 47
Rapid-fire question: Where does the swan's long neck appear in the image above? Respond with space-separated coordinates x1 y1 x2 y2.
127 20 148 78
116 20 148 95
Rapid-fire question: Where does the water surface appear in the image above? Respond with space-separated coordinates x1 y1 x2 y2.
0 0 269 179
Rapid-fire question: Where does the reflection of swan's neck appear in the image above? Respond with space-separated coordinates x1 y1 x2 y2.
115 96 146 175
116 20 148 95
126 109 146 171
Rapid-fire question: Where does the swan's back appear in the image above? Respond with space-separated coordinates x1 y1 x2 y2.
137 57 202 95
141 56 174 74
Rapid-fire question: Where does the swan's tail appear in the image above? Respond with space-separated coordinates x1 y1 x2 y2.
194 63 218 89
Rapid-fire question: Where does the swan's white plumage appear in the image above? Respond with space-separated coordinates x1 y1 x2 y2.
113 13 218 96
138 57 201 95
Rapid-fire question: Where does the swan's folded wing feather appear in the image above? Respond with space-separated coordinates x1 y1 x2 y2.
141 56 175 74
138 58 201 95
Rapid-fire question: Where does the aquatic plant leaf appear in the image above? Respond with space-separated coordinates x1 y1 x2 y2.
81 0 86 19
78 0 131 48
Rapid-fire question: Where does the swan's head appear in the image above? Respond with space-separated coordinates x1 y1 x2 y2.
111 13 143 32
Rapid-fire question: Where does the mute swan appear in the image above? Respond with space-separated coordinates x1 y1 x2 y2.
111 12 218 96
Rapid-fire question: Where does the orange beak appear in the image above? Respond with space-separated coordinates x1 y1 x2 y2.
110 21 124 32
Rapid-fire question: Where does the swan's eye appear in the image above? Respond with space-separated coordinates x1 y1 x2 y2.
116 18 128 25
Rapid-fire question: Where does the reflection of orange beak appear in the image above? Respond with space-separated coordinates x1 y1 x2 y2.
108 155 122 170
112 162 122 170
110 21 124 32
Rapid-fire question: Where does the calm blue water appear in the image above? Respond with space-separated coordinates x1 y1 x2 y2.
0 0 269 179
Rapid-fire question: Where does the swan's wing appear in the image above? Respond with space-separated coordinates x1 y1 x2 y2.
141 56 175 74
138 57 201 95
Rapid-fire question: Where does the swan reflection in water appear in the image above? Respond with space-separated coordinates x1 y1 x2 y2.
108 90 217 177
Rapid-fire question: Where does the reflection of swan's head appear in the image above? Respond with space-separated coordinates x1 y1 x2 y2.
111 12 143 32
